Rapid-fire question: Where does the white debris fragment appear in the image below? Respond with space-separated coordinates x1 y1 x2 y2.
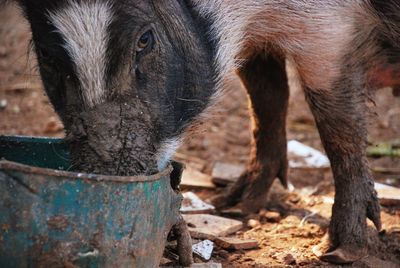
180 192 215 214
374 182 400 205
192 240 214 261
190 263 222 268
321 196 334 204
287 140 330 168
0 99 7 110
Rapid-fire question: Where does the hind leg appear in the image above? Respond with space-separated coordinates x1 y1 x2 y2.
304 75 381 263
213 53 289 212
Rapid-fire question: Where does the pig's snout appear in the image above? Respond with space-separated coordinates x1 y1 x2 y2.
66 101 159 176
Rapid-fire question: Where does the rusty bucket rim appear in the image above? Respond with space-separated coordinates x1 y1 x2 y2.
0 160 173 183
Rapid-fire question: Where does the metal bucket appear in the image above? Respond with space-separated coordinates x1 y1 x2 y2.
0 136 183 268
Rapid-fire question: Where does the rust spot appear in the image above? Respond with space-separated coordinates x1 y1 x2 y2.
47 215 69 231
1 223 10 232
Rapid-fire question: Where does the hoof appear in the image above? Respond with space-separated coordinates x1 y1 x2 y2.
313 234 366 264
320 247 367 264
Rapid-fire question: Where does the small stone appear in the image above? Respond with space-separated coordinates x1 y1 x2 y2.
215 237 258 250
12 105 20 113
44 117 64 133
247 219 260 228
288 194 301 204
282 253 296 265
243 257 255 262
259 209 281 223
0 99 7 110
192 240 214 261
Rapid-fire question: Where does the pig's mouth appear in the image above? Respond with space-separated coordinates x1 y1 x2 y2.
65 100 160 176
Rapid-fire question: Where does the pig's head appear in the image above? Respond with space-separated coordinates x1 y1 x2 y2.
18 0 216 175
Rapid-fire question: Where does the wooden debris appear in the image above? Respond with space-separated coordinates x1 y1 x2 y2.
215 237 258 250
183 214 243 240
174 152 207 171
211 162 245 185
375 182 400 206
181 168 215 189
367 143 400 158
372 166 400 177
192 240 214 261
181 192 215 214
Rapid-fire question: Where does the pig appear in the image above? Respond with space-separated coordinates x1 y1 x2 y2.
17 0 217 176
185 0 400 264
17 0 399 265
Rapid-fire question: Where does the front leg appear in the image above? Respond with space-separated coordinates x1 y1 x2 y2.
304 83 381 264
213 53 289 213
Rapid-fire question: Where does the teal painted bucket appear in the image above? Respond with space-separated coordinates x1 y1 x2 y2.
0 136 183 267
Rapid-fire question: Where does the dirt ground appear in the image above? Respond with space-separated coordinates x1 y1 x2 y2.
0 3 399 268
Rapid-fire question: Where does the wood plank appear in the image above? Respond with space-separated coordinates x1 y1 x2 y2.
375 182 400 206
183 214 243 240
215 237 258 250
211 162 245 185
181 167 215 189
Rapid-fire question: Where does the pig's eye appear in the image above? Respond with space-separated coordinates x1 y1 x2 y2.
136 30 153 53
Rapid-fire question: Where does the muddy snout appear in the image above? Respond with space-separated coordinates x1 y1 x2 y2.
66 99 159 176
